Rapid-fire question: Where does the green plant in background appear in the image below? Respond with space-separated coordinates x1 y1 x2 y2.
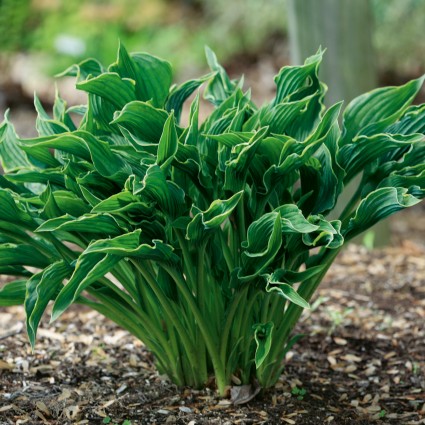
200 0 287 60
373 0 425 75
27 0 209 76
8 0 287 78
102 417 131 425
3 0 425 82
0 0 31 53
0 44 424 396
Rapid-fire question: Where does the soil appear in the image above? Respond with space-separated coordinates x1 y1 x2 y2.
0 208 424 425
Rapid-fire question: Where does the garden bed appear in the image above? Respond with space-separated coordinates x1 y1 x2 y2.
1 235 424 425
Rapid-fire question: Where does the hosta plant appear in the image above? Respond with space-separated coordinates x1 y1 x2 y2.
0 45 424 396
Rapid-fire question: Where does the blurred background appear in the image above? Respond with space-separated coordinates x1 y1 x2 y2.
0 0 424 109
0 0 424 245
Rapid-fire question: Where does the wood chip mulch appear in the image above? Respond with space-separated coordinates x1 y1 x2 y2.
1 210 424 424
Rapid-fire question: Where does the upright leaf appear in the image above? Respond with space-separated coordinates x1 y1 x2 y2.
239 212 282 281
110 43 173 108
253 322 274 368
25 261 71 346
0 112 31 172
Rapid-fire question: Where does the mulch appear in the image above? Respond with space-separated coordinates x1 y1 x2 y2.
0 208 424 425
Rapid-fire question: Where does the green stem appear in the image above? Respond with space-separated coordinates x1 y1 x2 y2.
219 229 235 271
240 289 262 382
44 234 78 263
260 292 273 324
2 229 58 260
196 240 208 384
161 264 228 395
266 292 286 326
237 195 246 244
133 267 162 327
197 241 207 308
97 275 138 309
339 182 363 222
131 259 200 386
111 262 139 303
255 192 272 220
81 291 182 384
175 229 197 288
261 248 341 387
219 286 248 367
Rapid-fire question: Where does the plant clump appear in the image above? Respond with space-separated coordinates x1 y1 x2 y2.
0 44 424 396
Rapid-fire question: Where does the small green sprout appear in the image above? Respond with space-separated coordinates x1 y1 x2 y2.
291 386 307 400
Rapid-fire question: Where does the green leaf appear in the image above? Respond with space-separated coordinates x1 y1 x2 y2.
51 252 120 321
0 279 27 306
133 164 185 219
7 169 65 187
77 72 136 109
378 166 425 194
112 101 168 143
36 213 125 235
273 49 323 105
34 94 69 136
270 265 325 285
25 261 71 346
0 266 32 277
386 104 425 135
260 95 313 136
110 43 172 107
183 93 200 146
308 143 340 214
302 216 343 249
84 229 178 262
0 112 31 172
91 191 153 217
51 230 177 320
261 103 341 195
266 279 310 309
345 187 422 239
157 111 178 170
223 127 269 192
275 205 318 233
166 75 210 122
253 322 274 368
57 57 105 82
52 89 77 131
46 190 90 217
19 131 132 182
18 133 90 161
0 244 50 268
338 133 423 184
341 76 425 144
0 189 36 228
263 267 325 309
186 191 243 241
204 46 238 106
239 212 282 281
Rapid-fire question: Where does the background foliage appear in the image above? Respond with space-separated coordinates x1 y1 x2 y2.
1 0 425 78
